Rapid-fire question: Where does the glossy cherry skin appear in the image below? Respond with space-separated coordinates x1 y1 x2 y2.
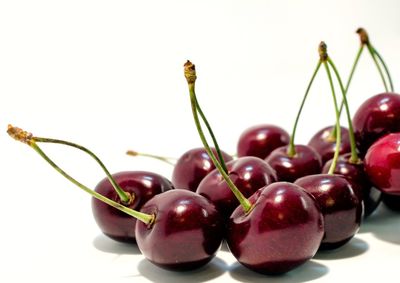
295 174 363 249
92 171 174 243
265 145 322 182
237 124 290 159
364 133 400 196
382 193 400 211
353 92 400 156
135 190 223 271
308 125 351 164
197 156 277 220
226 182 324 274
172 147 233 191
322 153 381 217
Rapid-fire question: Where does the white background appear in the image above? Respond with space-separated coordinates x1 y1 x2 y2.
1 1 400 282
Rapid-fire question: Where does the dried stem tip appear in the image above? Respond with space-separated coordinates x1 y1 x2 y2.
319 41 328 62
126 150 139 156
356 28 369 45
184 60 197 84
7 124 33 144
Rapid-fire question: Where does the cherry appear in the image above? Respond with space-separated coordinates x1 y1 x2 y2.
295 174 362 249
136 189 223 270
172 147 232 191
353 92 400 156
308 125 351 164
265 145 321 182
322 153 381 217
8 125 223 271
237 124 290 159
197 156 276 220
226 182 324 274
184 60 323 274
364 133 400 196
92 171 173 243
295 42 363 250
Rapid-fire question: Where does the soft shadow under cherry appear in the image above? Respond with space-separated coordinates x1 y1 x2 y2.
93 234 141 255
137 256 227 283
314 237 369 260
229 260 329 283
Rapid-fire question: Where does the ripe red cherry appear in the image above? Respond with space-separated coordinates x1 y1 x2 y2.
353 92 400 156
92 171 174 243
265 145 322 182
364 133 400 195
226 182 324 274
172 147 232 191
237 124 290 159
295 174 363 249
136 189 223 270
197 156 276 219
322 153 381 217
308 125 351 164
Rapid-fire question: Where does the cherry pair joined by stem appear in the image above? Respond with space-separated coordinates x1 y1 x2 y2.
184 60 324 274
7 125 224 271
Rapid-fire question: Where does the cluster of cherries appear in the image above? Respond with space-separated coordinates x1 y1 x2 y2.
8 28 400 275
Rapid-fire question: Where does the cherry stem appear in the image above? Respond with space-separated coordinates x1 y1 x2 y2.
366 43 389 92
327 57 360 164
331 44 364 139
287 61 321 157
184 61 252 213
195 95 229 173
7 126 154 225
126 150 177 166
323 61 341 175
33 137 132 204
371 46 394 92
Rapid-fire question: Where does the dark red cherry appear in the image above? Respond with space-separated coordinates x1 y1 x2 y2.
197 156 276 220
308 125 351 164
136 189 223 271
237 124 290 159
322 153 381 217
353 92 400 156
364 133 400 196
172 147 232 191
265 145 322 182
382 193 400 211
295 174 363 249
92 171 173 243
226 182 324 274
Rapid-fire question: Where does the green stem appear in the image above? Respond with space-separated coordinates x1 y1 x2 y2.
327 58 359 164
287 61 321 157
33 137 131 204
367 43 389 92
333 45 364 139
195 96 228 173
30 141 154 225
323 62 341 175
372 47 394 92
188 83 252 212
126 150 176 166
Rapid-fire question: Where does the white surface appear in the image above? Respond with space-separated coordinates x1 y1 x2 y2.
1 1 400 282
